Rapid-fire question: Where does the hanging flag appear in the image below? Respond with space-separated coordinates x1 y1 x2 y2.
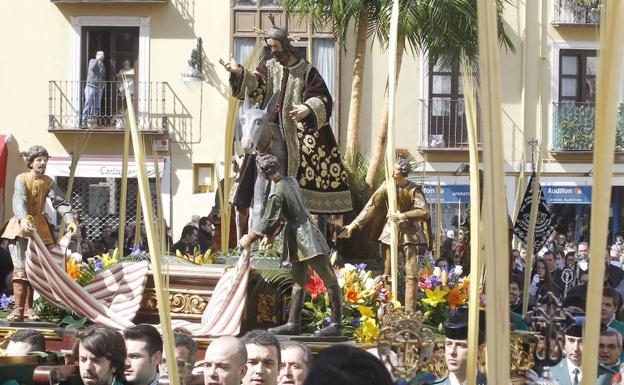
513 173 554 253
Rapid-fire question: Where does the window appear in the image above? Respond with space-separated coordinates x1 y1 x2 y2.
424 60 477 149
80 27 140 127
559 50 597 103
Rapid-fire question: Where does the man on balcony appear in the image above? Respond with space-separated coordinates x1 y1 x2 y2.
81 50 106 128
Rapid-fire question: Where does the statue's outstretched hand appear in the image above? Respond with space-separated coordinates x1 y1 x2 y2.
338 224 355 239
19 217 34 236
259 236 274 250
66 221 78 236
289 104 311 122
239 234 254 250
223 56 240 73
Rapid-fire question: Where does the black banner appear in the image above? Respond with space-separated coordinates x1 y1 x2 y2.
513 173 554 253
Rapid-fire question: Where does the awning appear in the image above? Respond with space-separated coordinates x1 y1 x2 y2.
47 156 166 179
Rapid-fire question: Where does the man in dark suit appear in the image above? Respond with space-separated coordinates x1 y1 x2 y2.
550 322 613 385
434 309 487 385
81 50 106 128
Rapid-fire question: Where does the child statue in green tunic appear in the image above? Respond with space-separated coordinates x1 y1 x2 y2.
239 154 342 337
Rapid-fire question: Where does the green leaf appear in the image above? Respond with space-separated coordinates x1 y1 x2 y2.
59 315 89 329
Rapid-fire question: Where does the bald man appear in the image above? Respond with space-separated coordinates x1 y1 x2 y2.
204 336 248 385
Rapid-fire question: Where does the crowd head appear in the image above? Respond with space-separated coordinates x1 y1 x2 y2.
241 330 281 385
73 326 127 385
6 329 45 356
278 341 311 385
123 324 162 385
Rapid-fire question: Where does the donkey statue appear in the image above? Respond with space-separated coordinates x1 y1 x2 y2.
235 93 287 236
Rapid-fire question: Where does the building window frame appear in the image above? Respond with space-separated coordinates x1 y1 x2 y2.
68 16 151 125
549 40 599 150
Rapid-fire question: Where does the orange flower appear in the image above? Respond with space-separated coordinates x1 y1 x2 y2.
305 273 327 301
460 276 470 290
66 259 82 281
448 286 467 310
346 288 359 304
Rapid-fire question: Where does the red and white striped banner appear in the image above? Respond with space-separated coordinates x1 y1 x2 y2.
25 231 250 336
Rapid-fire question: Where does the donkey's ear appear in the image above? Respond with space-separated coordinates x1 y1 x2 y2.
264 92 279 115
243 94 253 113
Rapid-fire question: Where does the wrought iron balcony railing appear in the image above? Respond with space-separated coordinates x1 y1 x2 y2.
49 80 169 132
419 99 481 150
552 0 600 25
551 101 624 151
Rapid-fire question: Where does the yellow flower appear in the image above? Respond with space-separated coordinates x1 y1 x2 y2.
423 286 448 307
358 305 375 318
355 318 379 343
101 253 119 269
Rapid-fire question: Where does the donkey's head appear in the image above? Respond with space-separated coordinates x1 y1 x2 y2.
239 93 279 154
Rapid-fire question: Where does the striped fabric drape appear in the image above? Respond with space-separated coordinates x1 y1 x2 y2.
25 230 250 336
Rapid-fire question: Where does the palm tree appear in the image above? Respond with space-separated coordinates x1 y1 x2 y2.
364 0 515 192
281 0 382 164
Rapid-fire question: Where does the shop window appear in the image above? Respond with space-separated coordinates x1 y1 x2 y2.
57 176 158 241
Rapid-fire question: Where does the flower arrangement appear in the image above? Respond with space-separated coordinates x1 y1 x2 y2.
175 247 216 265
302 263 399 343
418 266 483 333
67 252 120 286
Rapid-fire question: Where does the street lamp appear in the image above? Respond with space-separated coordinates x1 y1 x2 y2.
181 38 204 91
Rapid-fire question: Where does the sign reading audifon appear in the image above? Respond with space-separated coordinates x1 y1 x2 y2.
541 185 592 204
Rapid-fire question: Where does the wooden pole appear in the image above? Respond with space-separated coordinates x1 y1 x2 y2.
134 187 143 247
461 56 482 385
122 75 179 384
385 0 400 296
512 151 525 249
435 178 442 260
581 2 624 384
117 123 131 256
151 145 166 254
476 2 510 385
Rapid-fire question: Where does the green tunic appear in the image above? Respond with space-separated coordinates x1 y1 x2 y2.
253 176 330 262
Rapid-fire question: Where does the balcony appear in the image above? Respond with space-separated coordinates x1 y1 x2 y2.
49 81 169 134
418 99 481 151
551 101 624 152
552 0 600 26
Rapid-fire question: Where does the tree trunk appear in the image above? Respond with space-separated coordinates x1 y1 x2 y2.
365 35 406 194
345 11 369 164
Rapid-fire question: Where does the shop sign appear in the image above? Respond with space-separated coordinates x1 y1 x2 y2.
542 185 592 204
423 184 470 204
